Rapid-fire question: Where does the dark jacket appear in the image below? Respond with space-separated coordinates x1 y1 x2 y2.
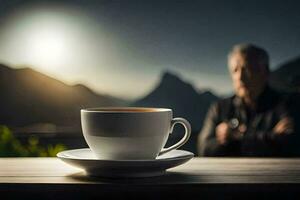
198 86 299 157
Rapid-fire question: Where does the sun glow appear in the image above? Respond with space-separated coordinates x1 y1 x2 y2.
25 28 68 69
0 5 88 73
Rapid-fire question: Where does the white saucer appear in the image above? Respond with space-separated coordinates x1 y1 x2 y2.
57 148 194 178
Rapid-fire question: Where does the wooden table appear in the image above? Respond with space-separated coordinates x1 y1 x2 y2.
1 158 300 199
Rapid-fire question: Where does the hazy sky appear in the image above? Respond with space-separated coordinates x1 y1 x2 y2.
0 0 299 99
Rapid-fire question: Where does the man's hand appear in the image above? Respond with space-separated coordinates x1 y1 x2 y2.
216 122 230 145
273 117 294 135
216 122 247 145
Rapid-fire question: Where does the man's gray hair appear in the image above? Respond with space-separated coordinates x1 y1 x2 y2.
228 43 270 72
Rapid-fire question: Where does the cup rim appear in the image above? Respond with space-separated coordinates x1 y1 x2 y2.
81 107 172 113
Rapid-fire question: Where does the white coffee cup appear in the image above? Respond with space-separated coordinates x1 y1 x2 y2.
81 107 191 160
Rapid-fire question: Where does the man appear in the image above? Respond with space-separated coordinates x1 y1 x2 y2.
198 44 298 157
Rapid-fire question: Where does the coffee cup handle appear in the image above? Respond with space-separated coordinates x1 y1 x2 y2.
159 117 191 156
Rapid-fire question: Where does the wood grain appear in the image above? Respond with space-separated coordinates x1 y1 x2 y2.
1 158 300 199
1 158 300 184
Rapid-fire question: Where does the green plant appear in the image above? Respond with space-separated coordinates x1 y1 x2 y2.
0 125 67 157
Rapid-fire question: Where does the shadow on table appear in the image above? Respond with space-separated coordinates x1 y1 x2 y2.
63 171 300 200
68 171 201 184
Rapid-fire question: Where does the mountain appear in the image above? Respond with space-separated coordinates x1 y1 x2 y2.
0 64 128 132
133 71 219 133
270 56 300 92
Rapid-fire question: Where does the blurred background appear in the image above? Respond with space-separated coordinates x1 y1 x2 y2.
0 0 299 156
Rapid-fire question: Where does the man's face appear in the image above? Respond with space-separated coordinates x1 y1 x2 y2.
228 52 268 99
